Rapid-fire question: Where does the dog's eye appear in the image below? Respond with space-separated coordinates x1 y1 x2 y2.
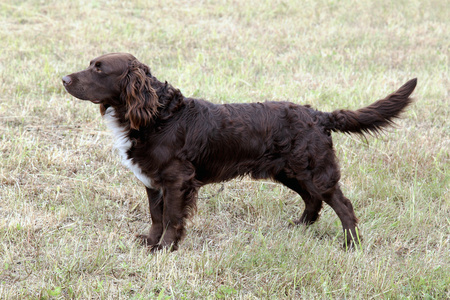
94 62 102 72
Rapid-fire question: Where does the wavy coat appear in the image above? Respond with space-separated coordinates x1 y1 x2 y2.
62 53 417 250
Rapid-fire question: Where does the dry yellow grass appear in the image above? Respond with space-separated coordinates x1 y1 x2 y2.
0 0 449 298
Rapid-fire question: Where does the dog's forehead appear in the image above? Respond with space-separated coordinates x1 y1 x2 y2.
90 53 137 66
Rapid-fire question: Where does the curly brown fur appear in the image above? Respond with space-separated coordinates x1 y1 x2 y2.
62 53 417 250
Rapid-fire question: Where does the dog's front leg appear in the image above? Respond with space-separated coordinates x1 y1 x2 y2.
154 183 188 251
149 161 197 251
137 187 164 248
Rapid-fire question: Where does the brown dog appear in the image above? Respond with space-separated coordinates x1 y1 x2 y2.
62 53 416 250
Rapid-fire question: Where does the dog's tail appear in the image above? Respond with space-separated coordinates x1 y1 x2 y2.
323 78 417 136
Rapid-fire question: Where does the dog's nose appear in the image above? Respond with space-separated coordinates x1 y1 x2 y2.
62 76 72 86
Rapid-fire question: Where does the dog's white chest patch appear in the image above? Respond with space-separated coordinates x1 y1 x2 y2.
103 107 153 188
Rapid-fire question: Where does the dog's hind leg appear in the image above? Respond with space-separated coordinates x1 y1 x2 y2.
274 172 323 225
322 185 360 249
277 159 360 248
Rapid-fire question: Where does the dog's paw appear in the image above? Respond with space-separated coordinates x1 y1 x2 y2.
135 234 159 247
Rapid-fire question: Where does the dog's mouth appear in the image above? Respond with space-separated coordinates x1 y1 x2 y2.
90 99 102 104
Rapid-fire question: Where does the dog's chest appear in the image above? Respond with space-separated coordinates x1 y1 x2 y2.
103 107 153 188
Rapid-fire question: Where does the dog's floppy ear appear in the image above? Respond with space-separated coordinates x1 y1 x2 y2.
119 60 159 130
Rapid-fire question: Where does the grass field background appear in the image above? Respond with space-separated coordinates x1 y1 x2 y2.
0 0 449 298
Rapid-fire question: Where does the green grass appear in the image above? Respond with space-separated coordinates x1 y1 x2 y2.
1 0 449 298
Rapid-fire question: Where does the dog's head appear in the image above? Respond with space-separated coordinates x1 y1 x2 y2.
62 53 159 129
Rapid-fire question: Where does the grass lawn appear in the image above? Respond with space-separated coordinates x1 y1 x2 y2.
0 0 449 298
